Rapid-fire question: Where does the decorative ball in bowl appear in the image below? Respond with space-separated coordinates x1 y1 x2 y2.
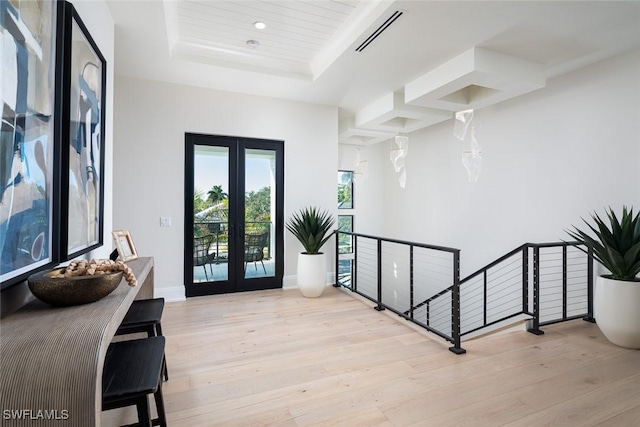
28 268 124 307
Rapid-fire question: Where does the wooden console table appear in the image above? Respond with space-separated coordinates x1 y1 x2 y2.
0 257 154 426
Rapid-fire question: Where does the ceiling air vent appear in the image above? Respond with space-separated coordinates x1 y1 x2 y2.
355 10 403 52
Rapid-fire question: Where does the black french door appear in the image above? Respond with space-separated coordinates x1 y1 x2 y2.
184 134 284 297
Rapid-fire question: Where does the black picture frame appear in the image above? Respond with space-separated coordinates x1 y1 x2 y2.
58 2 107 260
0 0 63 289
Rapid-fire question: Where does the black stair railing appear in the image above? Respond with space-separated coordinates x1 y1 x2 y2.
335 232 594 355
334 231 464 353
457 244 531 338
528 242 595 333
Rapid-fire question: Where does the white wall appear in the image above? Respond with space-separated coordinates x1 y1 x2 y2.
374 49 640 278
112 78 338 300
337 143 386 234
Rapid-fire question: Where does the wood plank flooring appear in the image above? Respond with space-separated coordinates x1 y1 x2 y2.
102 286 640 426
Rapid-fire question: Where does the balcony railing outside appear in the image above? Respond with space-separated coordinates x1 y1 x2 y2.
194 220 272 260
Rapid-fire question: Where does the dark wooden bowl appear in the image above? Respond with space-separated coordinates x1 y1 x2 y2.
28 268 123 306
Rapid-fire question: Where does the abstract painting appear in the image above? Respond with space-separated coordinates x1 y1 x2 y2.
62 4 106 258
0 0 58 288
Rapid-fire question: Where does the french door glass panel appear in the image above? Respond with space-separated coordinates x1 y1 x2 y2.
244 148 276 279
193 145 229 283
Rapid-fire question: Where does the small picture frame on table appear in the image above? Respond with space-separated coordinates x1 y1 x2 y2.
112 230 138 262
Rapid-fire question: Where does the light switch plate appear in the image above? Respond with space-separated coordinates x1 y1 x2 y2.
160 217 172 227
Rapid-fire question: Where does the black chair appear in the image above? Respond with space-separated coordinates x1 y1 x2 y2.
193 235 216 280
116 298 168 381
102 336 167 427
244 232 268 274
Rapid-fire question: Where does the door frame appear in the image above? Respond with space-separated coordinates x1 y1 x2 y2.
184 133 284 297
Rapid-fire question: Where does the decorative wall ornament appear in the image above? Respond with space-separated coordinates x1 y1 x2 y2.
454 109 482 182
461 125 482 183
353 148 369 186
390 133 409 188
453 109 474 140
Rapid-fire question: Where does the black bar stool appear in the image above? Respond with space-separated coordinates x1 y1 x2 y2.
116 298 168 381
102 336 167 427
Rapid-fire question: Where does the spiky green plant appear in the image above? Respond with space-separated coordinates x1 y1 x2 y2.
286 207 335 254
567 206 640 281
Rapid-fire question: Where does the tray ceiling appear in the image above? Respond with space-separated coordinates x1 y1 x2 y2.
165 0 392 80
108 0 640 145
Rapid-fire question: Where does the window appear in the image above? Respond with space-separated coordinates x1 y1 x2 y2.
337 215 353 254
337 171 354 288
337 171 353 209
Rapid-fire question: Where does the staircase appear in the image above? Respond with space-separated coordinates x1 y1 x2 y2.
335 232 595 354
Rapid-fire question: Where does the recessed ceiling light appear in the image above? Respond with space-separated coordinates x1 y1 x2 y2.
254 21 266 30
246 39 260 49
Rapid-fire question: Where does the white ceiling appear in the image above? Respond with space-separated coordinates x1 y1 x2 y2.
107 0 640 143
165 0 387 80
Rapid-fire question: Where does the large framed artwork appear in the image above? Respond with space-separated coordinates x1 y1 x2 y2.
59 2 106 260
0 0 62 289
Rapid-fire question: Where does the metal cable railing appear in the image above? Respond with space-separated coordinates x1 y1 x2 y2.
528 243 594 334
335 231 464 353
335 232 594 354
458 245 530 337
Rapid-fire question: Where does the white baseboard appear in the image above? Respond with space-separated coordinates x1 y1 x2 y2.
283 275 297 290
155 286 186 302
282 273 335 290
327 272 335 285
157 273 336 298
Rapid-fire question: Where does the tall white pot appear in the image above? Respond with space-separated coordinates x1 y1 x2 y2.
297 252 326 298
594 276 640 349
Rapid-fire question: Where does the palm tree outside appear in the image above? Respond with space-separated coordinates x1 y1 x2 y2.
207 185 228 204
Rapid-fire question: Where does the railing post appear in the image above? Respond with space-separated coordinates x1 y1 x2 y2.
562 245 568 319
426 300 430 327
483 270 487 326
522 245 529 313
449 250 466 354
333 230 340 287
409 245 414 320
583 247 596 323
375 239 385 311
527 245 544 335
353 234 358 293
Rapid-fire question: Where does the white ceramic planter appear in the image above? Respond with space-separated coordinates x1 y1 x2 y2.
594 276 640 349
297 252 326 298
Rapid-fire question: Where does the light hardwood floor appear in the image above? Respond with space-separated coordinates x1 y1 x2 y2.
103 286 640 427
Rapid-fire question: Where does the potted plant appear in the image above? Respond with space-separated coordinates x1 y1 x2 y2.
567 206 640 348
286 207 335 297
